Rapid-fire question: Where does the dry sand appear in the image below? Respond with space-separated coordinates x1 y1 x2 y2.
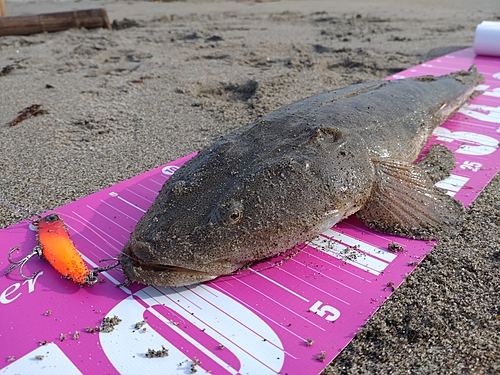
1 0 499 373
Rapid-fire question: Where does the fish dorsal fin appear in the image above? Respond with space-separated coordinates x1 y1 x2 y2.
356 158 464 240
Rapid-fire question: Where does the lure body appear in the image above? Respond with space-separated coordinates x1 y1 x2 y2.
36 214 93 284
5 213 97 285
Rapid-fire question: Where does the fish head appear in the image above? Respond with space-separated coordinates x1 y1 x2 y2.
120 161 309 286
121 127 374 287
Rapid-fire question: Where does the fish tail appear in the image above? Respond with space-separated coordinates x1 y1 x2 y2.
452 64 485 86
433 65 484 122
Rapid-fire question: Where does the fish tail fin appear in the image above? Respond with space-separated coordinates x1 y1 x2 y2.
433 65 485 122
452 64 485 86
467 64 484 84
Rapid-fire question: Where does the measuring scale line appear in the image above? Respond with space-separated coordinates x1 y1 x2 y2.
300 248 373 282
231 276 327 332
282 259 350 306
318 242 388 275
86 204 135 233
141 287 285 375
68 210 124 248
248 268 309 302
449 114 500 130
337 219 405 249
197 282 294 346
63 221 117 259
165 286 204 311
145 305 239 375
271 264 357 306
210 281 308 345
109 191 147 213
287 257 360 295
141 288 239 349
475 84 500 97
435 175 470 195
137 183 161 196
185 285 296 359
148 177 164 187
124 187 156 205
317 233 392 272
198 283 220 298
99 198 142 221
144 310 236 375
152 286 284 351
246 246 363 306
285 248 364 292
322 229 396 263
308 237 386 276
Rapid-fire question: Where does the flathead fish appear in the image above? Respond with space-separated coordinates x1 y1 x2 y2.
120 66 483 287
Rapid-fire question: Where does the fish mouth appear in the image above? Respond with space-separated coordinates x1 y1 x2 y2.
119 241 220 287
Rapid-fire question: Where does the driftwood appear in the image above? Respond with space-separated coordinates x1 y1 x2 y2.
0 8 111 36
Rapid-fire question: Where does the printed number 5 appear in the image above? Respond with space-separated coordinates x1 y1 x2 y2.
309 300 341 322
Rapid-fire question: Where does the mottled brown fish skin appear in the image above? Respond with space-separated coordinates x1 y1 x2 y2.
120 66 483 287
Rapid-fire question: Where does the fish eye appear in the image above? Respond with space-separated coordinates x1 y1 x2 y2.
210 201 244 226
229 209 241 223
219 201 244 226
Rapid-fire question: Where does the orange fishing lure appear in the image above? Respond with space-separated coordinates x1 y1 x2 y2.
5 213 98 285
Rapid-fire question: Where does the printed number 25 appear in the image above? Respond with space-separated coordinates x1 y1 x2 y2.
460 161 482 172
309 300 340 322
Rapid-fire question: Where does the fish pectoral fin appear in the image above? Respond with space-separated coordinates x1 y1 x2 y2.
356 158 464 240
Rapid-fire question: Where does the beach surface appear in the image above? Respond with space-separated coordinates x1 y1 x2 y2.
1 0 499 374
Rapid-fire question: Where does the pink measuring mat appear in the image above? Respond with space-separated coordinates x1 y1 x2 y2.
1 48 499 375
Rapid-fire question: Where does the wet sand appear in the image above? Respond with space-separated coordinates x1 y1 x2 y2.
1 0 499 373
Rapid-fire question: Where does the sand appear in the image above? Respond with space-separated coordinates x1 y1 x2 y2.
0 0 499 373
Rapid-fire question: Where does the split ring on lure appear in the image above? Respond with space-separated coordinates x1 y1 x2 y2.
4 213 98 286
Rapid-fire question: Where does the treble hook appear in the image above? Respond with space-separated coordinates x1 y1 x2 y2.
92 257 121 273
90 257 131 287
5 246 43 280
